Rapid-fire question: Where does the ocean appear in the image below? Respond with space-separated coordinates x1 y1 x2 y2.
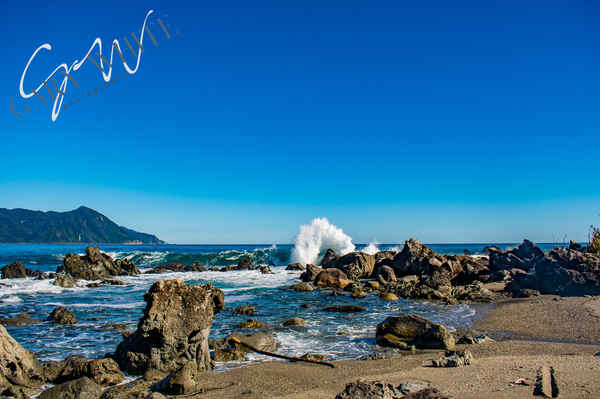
0 242 563 371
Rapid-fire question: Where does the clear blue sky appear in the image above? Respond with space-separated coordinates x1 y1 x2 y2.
1 0 598 244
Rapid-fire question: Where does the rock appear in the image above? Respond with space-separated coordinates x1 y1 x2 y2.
237 257 253 270
1 261 47 279
300 303 311 309
322 305 365 312
99 378 152 399
358 349 399 361
286 263 305 271
330 290 345 297
456 334 494 345
114 279 224 375
58 246 140 280
231 305 257 315
320 249 339 268
534 365 559 398
44 356 124 386
212 332 278 362
143 369 168 382
146 263 206 274
392 239 457 278
432 350 473 367
451 283 494 302
569 241 583 251
535 247 600 296
157 361 200 395
48 306 77 324
379 292 399 301
367 280 381 290
257 265 273 274
326 252 376 280
300 264 322 282
39 377 102 399
283 318 305 326
376 266 397 285
352 289 368 298
288 282 315 292
314 268 351 289
87 279 124 288
0 313 40 327
236 319 266 329
488 240 544 272
54 273 77 288
0 325 44 392
335 379 402 399
299 353 325 361
374 251 396 270
376 315 455 350
403 388 455 398
513 288 541 298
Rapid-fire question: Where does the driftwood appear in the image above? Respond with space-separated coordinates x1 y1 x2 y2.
229 336 336 368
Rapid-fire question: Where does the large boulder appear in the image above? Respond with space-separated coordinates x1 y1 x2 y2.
326 252 376 280
237 257 253 270
157 361 201 395
0 313 40 327
376 265 397 285
114 279 224 375
535 246 600 295
300 264 322 282
54 273 77 288
488 240 544 272
39 377 102 399
58 246 140 280
320 249 339 267
48 306 77 324
44 356 124 386
376 315 455 350
314 268 351 289
1 261 47 279
0 325 44 393
392 239 463 281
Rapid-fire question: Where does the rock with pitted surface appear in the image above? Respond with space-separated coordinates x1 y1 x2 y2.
39 377 102 399
432 350 473 367
0 325 44 394
1 261 47 279
326 252 376 280
156 361 201 395
335 379 402 399
54 273 77 288
374 251 396 270
114 279 224 375
58 246 140 280
44 356 124 386
300 264 322 282
48 306 77 324
535 246 600 296
376 315 455 350
314 268 351 289
377 265 397 285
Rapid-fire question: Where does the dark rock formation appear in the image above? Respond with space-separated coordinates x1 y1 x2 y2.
146 262 206 274
1 261 47 279
314 268 351 289
257 265 273 274
286 263 305 271
0 325 44 394
376 315 455 350
231 305 257 315
54 273 77 288
58 246 140 280
39 377 102 399
300 264 322 282
48 306 77 324
324 252 376 280
376 265 397 285
157 361 201 395
0 313 40 327
288 282 315 292
237 256 253 270
320 249 339 267
535 246 600 295
488 240 544 272
114 279 224 375
44 356 124 386
334 379 402 399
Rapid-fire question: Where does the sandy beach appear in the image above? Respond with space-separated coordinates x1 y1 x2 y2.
184 295 600 399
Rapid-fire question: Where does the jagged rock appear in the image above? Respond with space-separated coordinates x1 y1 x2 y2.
48 306 77 324
374 251 397 270
488 240 544 272
58 246 140 280
335 379 402 399
456 334 494 345
326 252 376 280
0 325 44 393
314 268 351 289
283 317 305 326
231 305 256 315
237 257 253 270
212 332 278 362
377 265 397 285
146 263 206 274
114 279 224 375
379 292 399 301
392 239 456 278
535 247 600 295
236 319 266 329
54 273 77 288
1 261 47 279
44 356 124 386
157 361 200 395
288 282 315 292
286 263 305 271
257 265 274 274
0 313 40 327
376 315 455 350
322 305 365 312
432 350 473 367
320 249 339 267
39 377 102 399
451 282 494 302
300 264 322 282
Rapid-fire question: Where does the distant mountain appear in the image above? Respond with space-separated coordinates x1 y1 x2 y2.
0 206 164 244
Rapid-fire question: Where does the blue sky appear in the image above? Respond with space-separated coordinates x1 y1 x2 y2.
1 1 598 244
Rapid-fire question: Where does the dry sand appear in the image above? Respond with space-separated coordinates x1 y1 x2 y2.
190 296 600 399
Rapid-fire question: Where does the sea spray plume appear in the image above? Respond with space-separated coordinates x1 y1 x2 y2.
362 241 379 255
291 218 355 264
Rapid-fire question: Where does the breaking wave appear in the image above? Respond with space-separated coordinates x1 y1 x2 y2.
291 218 355 265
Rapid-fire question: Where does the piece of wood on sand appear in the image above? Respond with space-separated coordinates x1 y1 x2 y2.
534 365 559 398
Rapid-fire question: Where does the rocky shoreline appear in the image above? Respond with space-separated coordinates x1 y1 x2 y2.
0 239 599 398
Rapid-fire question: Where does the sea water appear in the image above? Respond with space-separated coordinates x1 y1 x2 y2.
0 242 562 371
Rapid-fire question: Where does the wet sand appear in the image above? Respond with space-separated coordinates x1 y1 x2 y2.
190 295 600 399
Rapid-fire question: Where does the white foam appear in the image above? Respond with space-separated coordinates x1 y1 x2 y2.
361 242 379 255
291 218 355 265
0 278 81 300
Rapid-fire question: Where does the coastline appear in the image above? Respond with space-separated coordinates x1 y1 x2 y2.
185 295 600 399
